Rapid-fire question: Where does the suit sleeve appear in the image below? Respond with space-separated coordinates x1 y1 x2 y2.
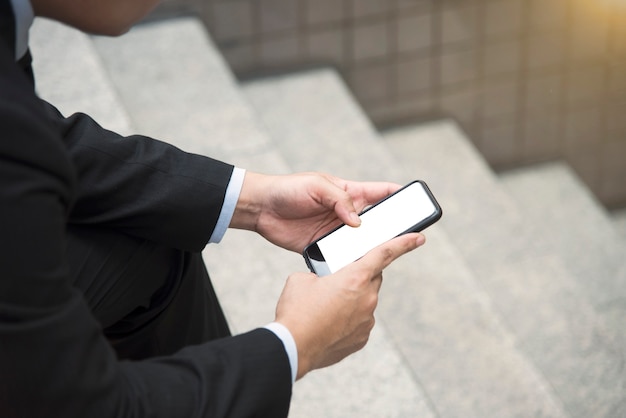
42 101 234 252
0 44 291 417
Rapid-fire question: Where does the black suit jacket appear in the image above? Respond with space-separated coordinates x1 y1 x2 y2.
0 6 291 417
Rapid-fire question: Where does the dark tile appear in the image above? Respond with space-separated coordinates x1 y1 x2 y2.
564 106 603 148
441 5 477 47
305 0 346 26
611 15 626 57
306 27 345 65
565 65 605 106
522 107 562 161
212 1 255 41
396 56 432 95
396 0 433 14
608 61 626 99
484 0 523 40
481 77 519 120
525 71 562 109
527 32 565 71
439 86 478 128
349 63 391 103
440 49 477 87
600 139 626 206
352 0 389 18
259 0 299 33
528 0 566 30
479 116 519 166
353 20 389 61
565 145 602 193
482 39 521 78
568 20 609 62
259 34 301 66
397 13 432 54
606 98 626 134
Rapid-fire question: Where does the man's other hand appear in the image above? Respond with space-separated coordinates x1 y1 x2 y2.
230 171 401 253
273 232 425 380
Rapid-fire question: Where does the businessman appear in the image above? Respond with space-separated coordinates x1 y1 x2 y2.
0 0 426 416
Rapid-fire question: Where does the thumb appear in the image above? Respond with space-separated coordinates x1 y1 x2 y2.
334 194 362 227
315 178 362 227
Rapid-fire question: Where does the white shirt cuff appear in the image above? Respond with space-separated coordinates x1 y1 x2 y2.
208 167 246 244
264 322 298 384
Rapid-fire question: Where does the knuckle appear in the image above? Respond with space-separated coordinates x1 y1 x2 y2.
356 333 370 351
366 292 379 311
380 246 395 265
356 319 375 348
367 315 376 331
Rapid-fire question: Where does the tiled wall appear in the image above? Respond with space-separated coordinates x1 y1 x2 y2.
155 0 626 208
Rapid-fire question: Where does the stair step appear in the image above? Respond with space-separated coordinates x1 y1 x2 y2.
243 69 568 418
384 121 626 418
30 18 133 136
91 18 274 169
500 162 626 337
243 69 404 182
612 208 626 241
90 18 432 417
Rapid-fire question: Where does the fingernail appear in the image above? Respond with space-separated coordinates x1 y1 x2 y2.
350 212 361 226
416 234 426 246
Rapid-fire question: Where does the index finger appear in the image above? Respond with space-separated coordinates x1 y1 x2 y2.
349 233 426 277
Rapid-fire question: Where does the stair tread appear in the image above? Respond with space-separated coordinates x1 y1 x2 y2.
384 122 626 417
30 18 133 136
243 69 404 181
612 208 626 241
243 69 570 418
91 18 273 169
500 162 626 312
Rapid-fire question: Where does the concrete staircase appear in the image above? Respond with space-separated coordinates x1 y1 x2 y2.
30 16 626 418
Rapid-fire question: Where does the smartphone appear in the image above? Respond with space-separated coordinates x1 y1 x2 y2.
302 180 442 276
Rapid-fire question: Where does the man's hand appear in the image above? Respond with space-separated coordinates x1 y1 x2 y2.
273 232 425 380
229 171 401 253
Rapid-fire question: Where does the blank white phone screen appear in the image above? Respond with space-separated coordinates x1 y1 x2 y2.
316 182 436 274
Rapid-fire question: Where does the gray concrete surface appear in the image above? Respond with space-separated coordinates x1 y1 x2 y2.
385 121 626 418
91 18 272 167
500 162 626 345
243 70 569 418
611 208 626 241
30 17 134 136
